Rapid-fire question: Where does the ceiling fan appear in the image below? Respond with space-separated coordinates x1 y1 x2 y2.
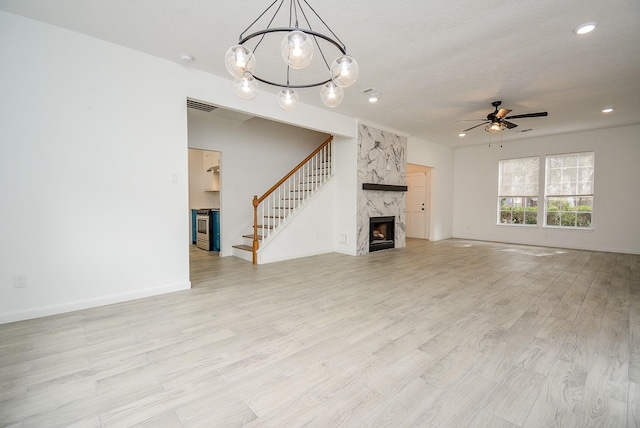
459 101 548 134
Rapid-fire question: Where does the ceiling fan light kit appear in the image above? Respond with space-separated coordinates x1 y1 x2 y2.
225 0 359 111
485 122 507 134
460 101 548 135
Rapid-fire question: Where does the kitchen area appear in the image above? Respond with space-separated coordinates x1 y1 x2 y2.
188 148 221 254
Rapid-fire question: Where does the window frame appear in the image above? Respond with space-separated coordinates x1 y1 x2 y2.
543 151 594 230
497 156 540 227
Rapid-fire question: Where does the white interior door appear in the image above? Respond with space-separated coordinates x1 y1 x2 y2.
406 170 430 239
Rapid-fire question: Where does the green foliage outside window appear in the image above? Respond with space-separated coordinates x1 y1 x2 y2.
499 197 538 225
545 197 592 227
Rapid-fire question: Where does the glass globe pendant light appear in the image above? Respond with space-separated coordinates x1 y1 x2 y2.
281 30 314 69
225 1 358 111
320 81 344 108
277 89 299 111
233 72 259 100
225 45 256 78
331 55 359 87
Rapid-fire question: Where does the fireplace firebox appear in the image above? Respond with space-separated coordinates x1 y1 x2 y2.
369 216 395 252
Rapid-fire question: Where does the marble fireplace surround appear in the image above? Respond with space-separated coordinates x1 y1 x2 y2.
356 123 407 255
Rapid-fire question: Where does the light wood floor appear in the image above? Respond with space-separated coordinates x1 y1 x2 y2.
1 239 639 427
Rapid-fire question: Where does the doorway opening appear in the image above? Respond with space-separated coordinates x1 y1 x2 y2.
188 148 221 282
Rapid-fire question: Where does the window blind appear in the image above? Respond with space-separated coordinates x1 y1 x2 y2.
498 156 539 196
545 152 594 196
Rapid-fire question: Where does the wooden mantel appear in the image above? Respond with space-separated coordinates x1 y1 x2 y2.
362 183 408 192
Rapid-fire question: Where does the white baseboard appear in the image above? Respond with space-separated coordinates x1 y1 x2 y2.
0 281 191 325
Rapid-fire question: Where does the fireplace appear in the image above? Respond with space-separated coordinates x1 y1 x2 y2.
369 216 395 252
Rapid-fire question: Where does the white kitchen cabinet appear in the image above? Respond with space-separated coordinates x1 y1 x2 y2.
203 151 220 192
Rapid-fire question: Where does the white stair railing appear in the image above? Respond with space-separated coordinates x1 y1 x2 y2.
251 136 333 264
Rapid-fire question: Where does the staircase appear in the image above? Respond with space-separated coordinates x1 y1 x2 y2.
232 136 334 264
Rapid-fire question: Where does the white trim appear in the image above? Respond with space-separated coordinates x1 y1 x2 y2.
0 281 190 324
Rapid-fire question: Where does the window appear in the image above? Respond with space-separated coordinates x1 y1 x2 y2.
498 156 539 225
545 152 594 228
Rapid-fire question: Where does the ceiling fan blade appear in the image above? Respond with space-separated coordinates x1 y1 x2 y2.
462 122 489 132
503 121 518 129
496 108 512 119
454 118 486 122
504 112 548 120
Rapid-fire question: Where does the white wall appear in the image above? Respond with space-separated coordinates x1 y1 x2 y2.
407 136 455 241
187 111 330 256
0 11 358 323
0 11 191 322
333 133 360 255
453 124 640 254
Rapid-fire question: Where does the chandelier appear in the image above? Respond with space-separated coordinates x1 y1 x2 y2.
224 0 359 111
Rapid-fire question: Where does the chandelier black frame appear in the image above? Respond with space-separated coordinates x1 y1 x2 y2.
238 27 346 89
225 0 359 110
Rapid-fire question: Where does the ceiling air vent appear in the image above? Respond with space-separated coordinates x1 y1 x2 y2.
186 99 218 113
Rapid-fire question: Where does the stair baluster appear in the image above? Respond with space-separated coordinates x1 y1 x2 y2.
247 136 333 264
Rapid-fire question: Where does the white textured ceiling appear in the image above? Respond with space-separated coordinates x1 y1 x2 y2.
1 0 639 147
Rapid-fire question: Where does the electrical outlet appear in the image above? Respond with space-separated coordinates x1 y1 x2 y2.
13 274 27 288
339 233 347 243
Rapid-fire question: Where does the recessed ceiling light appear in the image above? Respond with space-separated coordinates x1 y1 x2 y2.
602 107 614 113
362 87 380 103
573 22 597 35
458 133 466 137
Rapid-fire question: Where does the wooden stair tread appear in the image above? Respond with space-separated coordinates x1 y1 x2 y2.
242 234 262 240
232 244 252 252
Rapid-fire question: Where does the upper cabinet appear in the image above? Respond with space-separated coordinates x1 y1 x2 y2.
203 151 220 192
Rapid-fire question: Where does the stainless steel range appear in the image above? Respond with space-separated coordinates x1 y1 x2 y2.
196 209 213 251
